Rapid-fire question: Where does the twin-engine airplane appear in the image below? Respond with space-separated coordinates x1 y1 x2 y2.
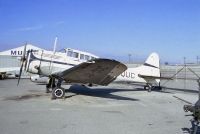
18 43 163 99
18 45 127 99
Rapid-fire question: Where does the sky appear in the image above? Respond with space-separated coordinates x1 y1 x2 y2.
0 0 200 64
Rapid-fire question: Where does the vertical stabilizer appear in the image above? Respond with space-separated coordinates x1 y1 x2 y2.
144 53 160 69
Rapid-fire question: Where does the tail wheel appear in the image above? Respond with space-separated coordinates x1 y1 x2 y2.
144 85 148 90
144 84 152 92
52 87 65 99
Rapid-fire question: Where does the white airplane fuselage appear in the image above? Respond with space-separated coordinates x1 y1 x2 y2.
114 65 160 85
26 48 98 77
26 49 160 87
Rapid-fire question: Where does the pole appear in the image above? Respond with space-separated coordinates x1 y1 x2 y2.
176 64 177 81
198 78 200 100
128 54 131 64
184 57 186 89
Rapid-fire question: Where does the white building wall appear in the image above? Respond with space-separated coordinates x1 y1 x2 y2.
0 44 45 78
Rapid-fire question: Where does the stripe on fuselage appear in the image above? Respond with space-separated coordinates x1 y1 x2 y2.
29 52 76 67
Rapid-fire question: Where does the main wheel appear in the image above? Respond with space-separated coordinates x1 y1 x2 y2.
52 87 65 99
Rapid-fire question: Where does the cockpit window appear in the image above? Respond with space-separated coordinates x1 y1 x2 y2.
91 57 95 60
67 50 73 57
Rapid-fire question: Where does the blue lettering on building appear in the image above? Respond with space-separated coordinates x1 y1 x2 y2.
11 50 17 55
11 50 23 55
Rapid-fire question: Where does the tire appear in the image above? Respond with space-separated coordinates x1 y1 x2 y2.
52 87 65 99
144 85 150 91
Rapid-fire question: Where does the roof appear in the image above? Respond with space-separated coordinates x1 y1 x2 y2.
0 44 44 57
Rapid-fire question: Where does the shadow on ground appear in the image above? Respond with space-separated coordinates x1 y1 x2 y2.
66 84 169 101
3 93 48 101
3 84 171 101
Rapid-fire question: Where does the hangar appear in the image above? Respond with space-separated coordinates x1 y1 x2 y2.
0 44 45 79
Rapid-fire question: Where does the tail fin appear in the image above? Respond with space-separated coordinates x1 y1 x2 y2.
139 53 160 83
144 53 160 69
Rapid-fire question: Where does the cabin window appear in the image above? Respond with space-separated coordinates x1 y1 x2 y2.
67 50 73 57
91 57 95 60
80 54 84 60
72 52 79 58
85 55 90 60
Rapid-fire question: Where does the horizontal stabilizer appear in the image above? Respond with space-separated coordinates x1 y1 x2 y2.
138 74 173 80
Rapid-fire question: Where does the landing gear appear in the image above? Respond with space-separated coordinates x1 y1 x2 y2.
144 84 152 92
51 79 65 100
157 82 162 90
46 77 56 93
144 83 162 92
52 87 65 99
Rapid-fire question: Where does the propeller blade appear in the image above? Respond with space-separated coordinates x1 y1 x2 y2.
24 50 30 71
17 61 24 86
22 43 27 61
17 44 27 85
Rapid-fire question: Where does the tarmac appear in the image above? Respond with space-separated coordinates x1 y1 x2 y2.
0 79 199 134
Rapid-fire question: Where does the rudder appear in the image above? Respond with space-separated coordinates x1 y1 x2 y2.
144 53 159 69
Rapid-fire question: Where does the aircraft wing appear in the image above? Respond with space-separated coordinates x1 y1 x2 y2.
51 58 127 86
138 74 173 80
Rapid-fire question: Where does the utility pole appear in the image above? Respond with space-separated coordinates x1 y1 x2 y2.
128 54 132 64
184 57 186 89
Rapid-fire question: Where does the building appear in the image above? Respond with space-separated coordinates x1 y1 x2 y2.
0 44 45 79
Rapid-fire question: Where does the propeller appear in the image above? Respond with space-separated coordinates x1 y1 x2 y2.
17 43 27 85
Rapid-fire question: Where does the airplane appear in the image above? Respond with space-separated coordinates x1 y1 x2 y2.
18 44 127 99
0 67 20 79
17 40 165 99
29 52 163 93
174 79 200 134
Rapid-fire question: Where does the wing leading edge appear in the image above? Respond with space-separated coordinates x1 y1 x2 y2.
51 58 127 86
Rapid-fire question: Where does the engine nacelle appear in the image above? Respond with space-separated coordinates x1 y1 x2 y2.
30 75 48 83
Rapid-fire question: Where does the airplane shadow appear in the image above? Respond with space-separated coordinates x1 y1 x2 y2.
123 83 172 94
136 87 172 94
65 85 140 101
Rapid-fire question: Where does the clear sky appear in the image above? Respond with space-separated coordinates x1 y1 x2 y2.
0 0 199 63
